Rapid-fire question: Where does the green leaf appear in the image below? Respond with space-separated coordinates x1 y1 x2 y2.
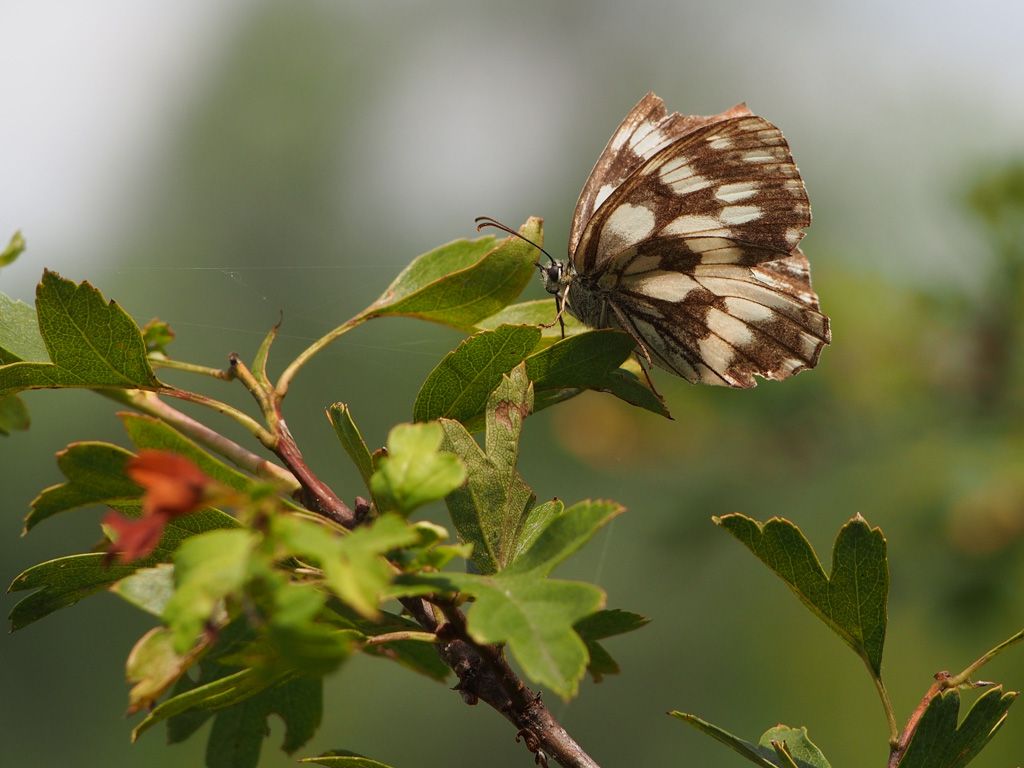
505 499 623 576
111 564 176 616
416 570 603 699
0 393 29 435
363 217 541 327
897 687 1017 768
25 441 139 531
327 402 375 491
574 609 650 682
141 318 175 355
438 365 536 574
510 498 563 563
163 529 259 652
0 292 48 363
598 367 671 418
524 329 635 390
475 298 586 346
369 422 466 516
0 271 159 396
251 321 278 388
413 325 541 424
671 712 831 768
715 513 888 678
0 230 25 267
275 514 419 619
8 509 239 630
119 412 255 492
125 626 201 713
301 751 396 768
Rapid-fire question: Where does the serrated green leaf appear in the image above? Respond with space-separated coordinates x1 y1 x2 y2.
301 751 396 768
8 509 239 630
25 441 139 531
413 325 541 424
164 529 259 652
0 230 25 267
524 329 634 389
438 366 536 574
715 513 888 678
327 402 375 491
0 292 48 363
671 712 831 768
897 687 1017 768
111 564 176 616
511 499 563 563
0 271 159 396
363 218 541 327
574 609 650 682
0 393 29 435
506 499 623 576
369 422 466 516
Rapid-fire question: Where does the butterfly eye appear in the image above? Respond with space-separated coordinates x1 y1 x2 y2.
541 263 563 294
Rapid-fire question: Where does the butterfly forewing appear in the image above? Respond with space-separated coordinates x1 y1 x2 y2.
563 95 828 388
570 93 751 255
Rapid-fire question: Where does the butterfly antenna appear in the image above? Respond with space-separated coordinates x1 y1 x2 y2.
474 216 557 266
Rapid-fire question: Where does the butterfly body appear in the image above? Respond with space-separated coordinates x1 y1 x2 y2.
547 92 830 389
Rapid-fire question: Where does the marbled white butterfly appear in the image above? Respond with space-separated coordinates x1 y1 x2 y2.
482 92 830 389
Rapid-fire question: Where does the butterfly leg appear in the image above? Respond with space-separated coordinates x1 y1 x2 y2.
539 285 571 339
607 301 664 400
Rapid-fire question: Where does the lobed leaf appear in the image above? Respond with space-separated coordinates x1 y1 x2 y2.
896 687 1017 768
715 513 888 678
671 712 831 768
0 271 159 397
369 422 466 516
574 609 650 682
362 218 541 328
505 499 623 576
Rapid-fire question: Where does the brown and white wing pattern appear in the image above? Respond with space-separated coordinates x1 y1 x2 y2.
573 114 810 274
569 92 751 254
592 247 829 388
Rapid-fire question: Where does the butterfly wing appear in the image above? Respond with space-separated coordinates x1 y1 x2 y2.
569 92 751 255
568 107 826 388
601 247 829 388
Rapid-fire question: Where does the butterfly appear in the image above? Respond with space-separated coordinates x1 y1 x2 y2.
479 92 830 389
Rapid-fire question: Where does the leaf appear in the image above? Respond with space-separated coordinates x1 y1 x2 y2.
0 292 48 363
413 325 541 424
369 422 466 516
0 230 26 267
25 442 139 531
256 582 357 677
301 751 396 768
125 626 204 714
141 318 175 355
524 329 635 390
7 509 239 630
510 498 564 563
438 366 536 574
163 529 259 652
0 393 29 435
896 687 1017 768
327 402 375 491
393 498 620 698
475 298 586 346
715 513 888 678
574 609 650 682
671 713 832 768
0 271 159 396
275 514 419 619
505 499 623 576
363 217 541 327
598 367 671 418
251 320 278 388
111 564 176 616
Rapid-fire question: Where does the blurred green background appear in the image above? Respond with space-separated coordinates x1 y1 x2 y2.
3 1 1024 766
